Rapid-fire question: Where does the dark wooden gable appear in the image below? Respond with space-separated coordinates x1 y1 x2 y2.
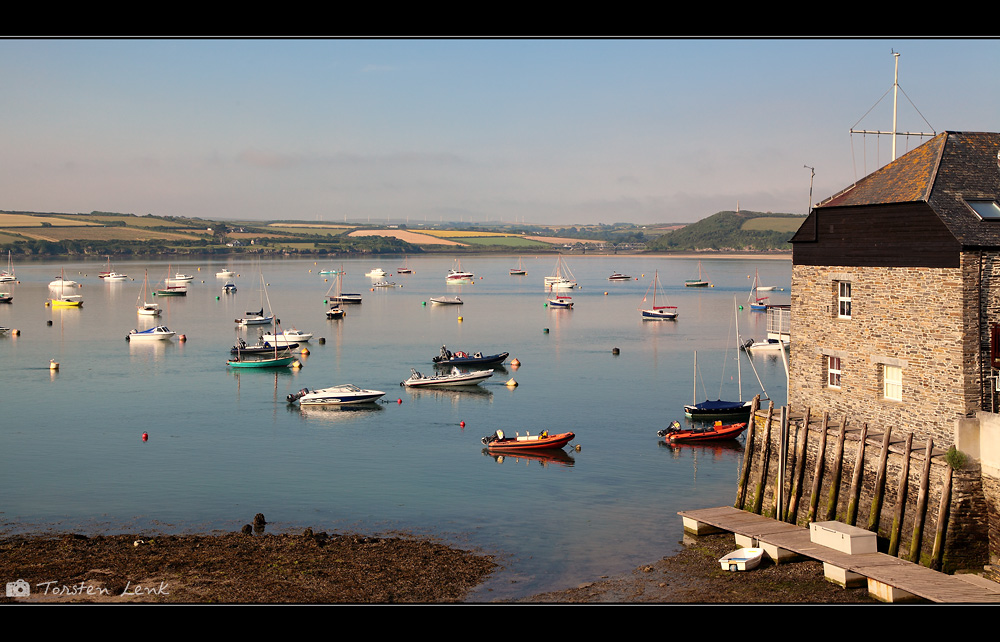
792 132 1000 267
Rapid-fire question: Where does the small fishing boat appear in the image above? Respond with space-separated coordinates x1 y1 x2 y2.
685 261 711 287
104 272 128 281
608 272 632 281
402 367 494 388
372 280 397 288
509 257 527 276
718 547 764 572
227 352 296 369
365 268 387 278
430 295 463 305
230 338 298 354
481 429 576 451
433 345 508 367
0 292 11 303
170 272 194 282
658 420 748 443
640 270 677 320
326 305 346 320
548 295 574 309
126 325 176 342
216 268 235 278
261 328 313 345
287 384 386 406
236 308 274 326
223 281 237 293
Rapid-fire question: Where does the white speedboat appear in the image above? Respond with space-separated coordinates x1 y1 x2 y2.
216 269 235 278
127 325 176 342
261 329 313 345
287 384 385 406
401 367 493 388
430 295 463 305
170 272 194 282
48 276 78 289
446 260 474 284
104 272 129 281
365 268 387 277
372 280 397 288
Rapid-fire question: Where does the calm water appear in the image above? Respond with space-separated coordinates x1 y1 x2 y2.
0 254 790 600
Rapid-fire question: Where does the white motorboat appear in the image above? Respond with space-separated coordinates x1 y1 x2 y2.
104 272 129 281
446 259 474 284
741 337 790 353
216 269 235 278
430 295 463 305
287 384 386 406
261 328 313 345
401 367 493 388
365 268 387 278
48 276 78 289
372 280 397 288
170 272 194 282
718 547 764 572
223 282 237 293
126 325 176 342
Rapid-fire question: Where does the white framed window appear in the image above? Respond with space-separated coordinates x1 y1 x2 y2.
828 356 842 388
884 364 902 401
837 281 852 319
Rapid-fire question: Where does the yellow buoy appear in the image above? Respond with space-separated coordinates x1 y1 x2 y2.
505 378 518 388
510 358 520 368
49 359 59 370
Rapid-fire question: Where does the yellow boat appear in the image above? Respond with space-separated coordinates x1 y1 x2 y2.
51 295 83 307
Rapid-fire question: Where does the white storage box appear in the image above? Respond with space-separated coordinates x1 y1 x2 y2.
810 521 877 555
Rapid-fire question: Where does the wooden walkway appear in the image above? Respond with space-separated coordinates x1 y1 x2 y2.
679 506 1000 603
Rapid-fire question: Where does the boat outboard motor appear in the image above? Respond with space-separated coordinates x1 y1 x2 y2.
657 421 682 437
286 388 310 403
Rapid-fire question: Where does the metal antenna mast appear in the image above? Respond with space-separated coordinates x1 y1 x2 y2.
850 50 936 162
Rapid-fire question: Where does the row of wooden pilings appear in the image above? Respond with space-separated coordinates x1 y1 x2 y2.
734 396 955 571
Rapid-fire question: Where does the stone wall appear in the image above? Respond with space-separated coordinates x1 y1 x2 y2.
740 407 990 572
788 262 975 446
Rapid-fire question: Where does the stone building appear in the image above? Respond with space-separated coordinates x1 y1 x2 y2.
781 131 1000 567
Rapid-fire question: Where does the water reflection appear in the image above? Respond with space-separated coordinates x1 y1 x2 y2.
481 447 576 467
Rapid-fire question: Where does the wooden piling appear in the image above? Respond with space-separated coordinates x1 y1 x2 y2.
888 431 913 557
735 396 760 510
752 401 774 516
846 422 869 526
787 407 810 523
867 426 893 532
909 437 934 564
931 464 953 572
807 412 829 524
826 416 848 521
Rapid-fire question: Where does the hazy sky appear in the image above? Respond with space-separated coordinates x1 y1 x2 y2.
2 38 996 226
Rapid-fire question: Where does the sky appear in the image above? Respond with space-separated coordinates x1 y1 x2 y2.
1 38 998 227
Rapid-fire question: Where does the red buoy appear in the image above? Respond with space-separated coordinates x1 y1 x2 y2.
460 421 465 428
142 432 148 442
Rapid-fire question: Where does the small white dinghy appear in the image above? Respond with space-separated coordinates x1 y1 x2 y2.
718 547 764 572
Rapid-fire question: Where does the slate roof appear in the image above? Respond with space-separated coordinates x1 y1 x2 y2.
810 131 1000 248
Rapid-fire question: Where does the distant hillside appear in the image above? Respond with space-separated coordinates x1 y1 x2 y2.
648 210 804 252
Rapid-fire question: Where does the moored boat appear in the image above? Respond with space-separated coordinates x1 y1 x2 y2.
401 367 493 388
548 295 574 309
227 352 296 369
685 260 711 287
223 281 237 293
261 328 313 345
446 259 474 284
544 255 577 289
509 257 527 276
658 420 748 443
433 345 508 367
718 547 764 572
230 338 298 354
216 268 235 278
236 308 275 326
430 295 463 305
0 251 15 282
640 270 677 320
287 384 386 406
127 325 176 342
0 292 11 303
481 429 576 451
365 268 387 278
608 272 632 281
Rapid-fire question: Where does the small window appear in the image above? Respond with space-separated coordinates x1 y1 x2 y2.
828 356 842 389
884 365 902 401
967 200 1000 220
837 282 852 319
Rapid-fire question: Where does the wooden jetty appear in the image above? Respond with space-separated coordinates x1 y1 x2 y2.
680 506 1000 603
